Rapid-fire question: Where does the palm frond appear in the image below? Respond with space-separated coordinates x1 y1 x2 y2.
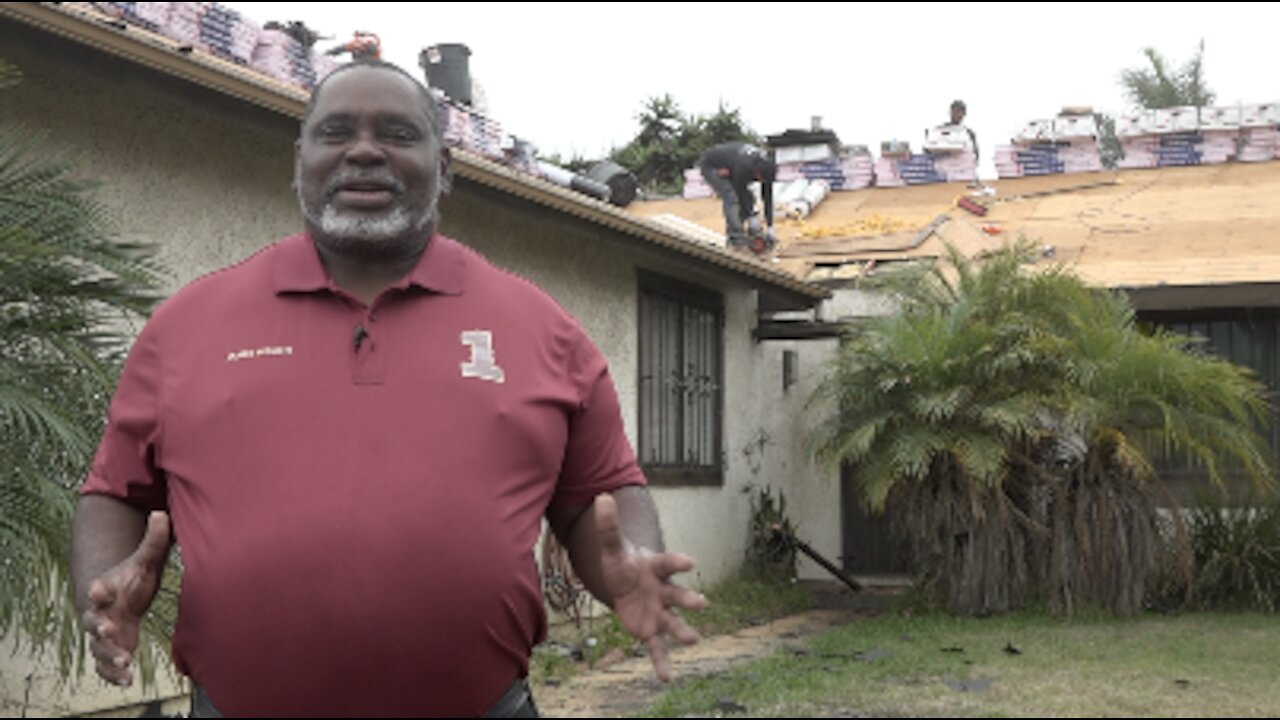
0 69 166 679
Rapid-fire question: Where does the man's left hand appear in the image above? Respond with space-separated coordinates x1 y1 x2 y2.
590 494 708 682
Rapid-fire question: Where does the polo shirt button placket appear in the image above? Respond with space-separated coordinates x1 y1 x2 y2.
352 308 385 385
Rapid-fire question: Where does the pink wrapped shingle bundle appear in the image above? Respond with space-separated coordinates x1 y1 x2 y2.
250 29 295 83
310 52 342 85
1060 140 1102 173
1199 130 1238 164
682 168 713 199
1117 137 1158 169
1240 127 1279 162
163 2 259 65
874 157 905 187
466 110 505 160
441 103 475 149
839 155 875 190
931 151 977 182
85 2 172 31
774 163 805 183
994 145 1022 178
223 7 260 64
435 100 504 160
249 28 318 89
162 2 208 47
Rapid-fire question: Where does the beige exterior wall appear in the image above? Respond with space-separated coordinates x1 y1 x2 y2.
1 17 839 715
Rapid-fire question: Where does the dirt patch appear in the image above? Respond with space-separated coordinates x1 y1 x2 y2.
533 583 900 718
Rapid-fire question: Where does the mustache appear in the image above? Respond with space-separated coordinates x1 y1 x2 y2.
324 172 407 199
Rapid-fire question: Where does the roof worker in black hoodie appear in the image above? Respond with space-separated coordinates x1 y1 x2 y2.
698 142 777 255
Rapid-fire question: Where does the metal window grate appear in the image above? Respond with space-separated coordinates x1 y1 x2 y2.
638 275 723 482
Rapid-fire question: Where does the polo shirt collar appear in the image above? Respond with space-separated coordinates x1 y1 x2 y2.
271 232 466 296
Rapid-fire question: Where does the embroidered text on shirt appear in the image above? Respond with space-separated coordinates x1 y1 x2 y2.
226 346 294 362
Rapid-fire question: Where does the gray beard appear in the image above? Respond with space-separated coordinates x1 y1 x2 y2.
296 175 436 249
308 202 428 244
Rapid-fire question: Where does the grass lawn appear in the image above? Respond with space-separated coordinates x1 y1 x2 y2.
645 610 1280 717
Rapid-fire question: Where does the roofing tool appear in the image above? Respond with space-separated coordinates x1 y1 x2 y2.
956 196 989 216
326 31 381 61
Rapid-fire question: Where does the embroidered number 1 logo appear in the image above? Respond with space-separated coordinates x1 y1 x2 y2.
460 330 505 383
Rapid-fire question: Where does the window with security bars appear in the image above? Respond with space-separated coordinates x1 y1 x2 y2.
638 273 723 486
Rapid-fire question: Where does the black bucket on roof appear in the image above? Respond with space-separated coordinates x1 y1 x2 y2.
419 43 472 106
586 161 639 207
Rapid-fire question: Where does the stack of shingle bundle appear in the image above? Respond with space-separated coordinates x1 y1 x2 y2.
1059 140 1104 173
891 155 948 185
1198 131 1238 163
682 168 712 199
776 154 874 191
920 126 978 182
1114 106 1267 168
873 156 906 187
1116 136 1158 169
1013 143 1067 176
438 99 504 160
838 152 875 189
1154 133 1204 167
1239 103 1280 162
1240 127 1280 162
250 28 321 89
929 151 977 182
993 145 1021 177
996 113 1102 177
165 2 260 66
768 128 876 189
81 2 172 31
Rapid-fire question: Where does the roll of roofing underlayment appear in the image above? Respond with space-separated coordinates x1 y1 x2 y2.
534 161 612 203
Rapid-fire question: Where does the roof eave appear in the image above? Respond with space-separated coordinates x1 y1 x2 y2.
2 2 829 309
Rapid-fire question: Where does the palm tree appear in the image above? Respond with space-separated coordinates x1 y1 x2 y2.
1119 40 1216 109
1 58 167 676
810 241 1273 616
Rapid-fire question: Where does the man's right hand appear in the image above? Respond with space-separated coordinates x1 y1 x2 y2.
81 511 170 686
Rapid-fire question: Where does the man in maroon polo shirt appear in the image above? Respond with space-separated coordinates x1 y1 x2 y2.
70 61 707 717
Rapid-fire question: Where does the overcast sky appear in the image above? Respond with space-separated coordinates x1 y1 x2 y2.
232 2 1277 177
